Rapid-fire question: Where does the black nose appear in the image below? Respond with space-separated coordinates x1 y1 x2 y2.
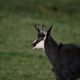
31 43 35 47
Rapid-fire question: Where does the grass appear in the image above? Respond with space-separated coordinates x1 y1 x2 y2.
0 0 80 80
0 51 54 80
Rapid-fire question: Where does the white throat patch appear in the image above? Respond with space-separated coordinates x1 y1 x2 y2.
33 36 46 49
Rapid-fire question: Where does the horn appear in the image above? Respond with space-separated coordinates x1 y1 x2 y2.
38 24 42 32
34 24 40 31
34 24 38 30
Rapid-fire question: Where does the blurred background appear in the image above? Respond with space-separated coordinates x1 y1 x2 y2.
0 0 80 80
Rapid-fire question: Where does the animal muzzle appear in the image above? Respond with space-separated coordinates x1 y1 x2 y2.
32 43 36 48
32 40 40 48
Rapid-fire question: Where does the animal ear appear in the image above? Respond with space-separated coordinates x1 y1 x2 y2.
42 24 47 33
47 25 53 35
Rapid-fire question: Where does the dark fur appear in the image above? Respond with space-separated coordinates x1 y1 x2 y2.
32 25 80 80
44 35 80 80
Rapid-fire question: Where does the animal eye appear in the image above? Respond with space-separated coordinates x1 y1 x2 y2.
38 37 43 41
42 34 45 37
38 34 45 40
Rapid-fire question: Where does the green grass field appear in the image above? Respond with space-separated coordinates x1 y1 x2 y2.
0 0 80 80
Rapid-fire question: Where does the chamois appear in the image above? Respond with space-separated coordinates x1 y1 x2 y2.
32 24 80 80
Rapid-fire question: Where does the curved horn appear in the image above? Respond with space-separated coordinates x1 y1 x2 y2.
34 24 40 32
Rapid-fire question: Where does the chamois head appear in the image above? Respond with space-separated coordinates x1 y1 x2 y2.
32 24 52 49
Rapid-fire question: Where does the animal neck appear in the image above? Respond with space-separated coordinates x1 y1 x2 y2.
44 35 59 65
